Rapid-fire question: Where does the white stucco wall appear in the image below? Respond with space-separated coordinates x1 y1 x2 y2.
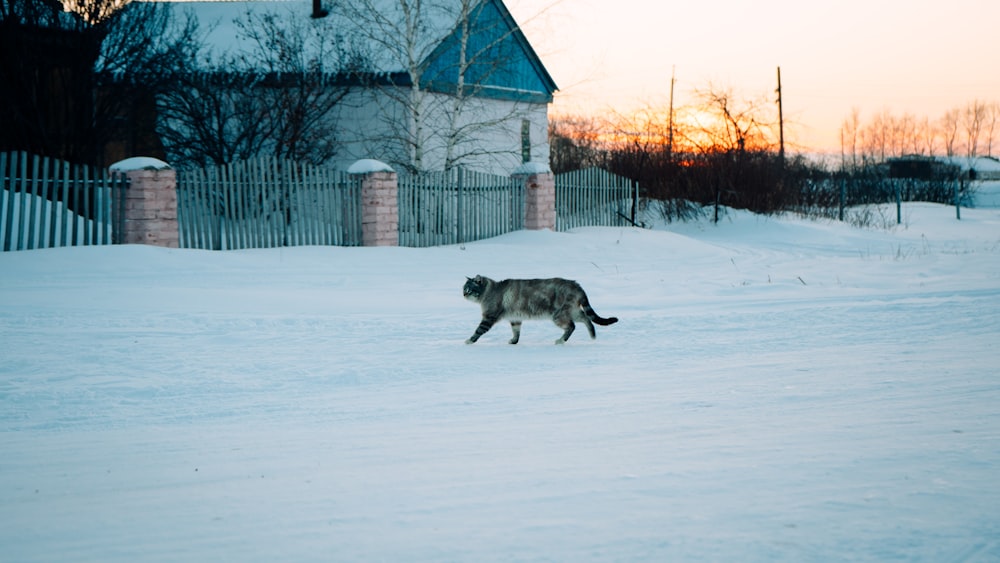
330 87 550 175
330 89 409 171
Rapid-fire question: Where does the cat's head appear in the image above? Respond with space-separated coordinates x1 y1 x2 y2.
463 275 489 302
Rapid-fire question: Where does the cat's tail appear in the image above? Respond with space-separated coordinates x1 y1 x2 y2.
592 314 619 326
581 301 618 326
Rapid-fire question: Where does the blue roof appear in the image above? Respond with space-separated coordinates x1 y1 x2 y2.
420 0 557 103
156 0 556 102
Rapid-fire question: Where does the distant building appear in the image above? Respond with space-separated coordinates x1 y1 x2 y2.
951 156 1000 181
886 155 959 180
885 155 1000 181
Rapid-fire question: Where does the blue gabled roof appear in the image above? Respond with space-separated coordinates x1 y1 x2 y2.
418 0 558 103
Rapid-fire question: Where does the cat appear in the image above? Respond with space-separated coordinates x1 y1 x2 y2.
462 275 618 344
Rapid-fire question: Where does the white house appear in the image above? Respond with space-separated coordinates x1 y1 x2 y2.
950 156 1000 181
162 0 558 174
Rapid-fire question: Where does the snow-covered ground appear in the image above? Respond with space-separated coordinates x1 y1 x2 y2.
973 180 1000 208
2 203 999 561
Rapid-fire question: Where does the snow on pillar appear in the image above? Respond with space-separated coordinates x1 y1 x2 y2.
108 157 179 248
349 159 399 247
513 162 555 231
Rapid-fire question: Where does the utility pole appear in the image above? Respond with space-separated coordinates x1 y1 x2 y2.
668 65 676 161
776 66 785 166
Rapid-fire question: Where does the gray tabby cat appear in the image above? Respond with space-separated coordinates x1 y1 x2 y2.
463 275 618 344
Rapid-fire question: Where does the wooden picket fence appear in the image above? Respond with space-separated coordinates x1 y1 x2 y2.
2 153 644 253
555 167 638 231
1 151 128 252
176 158 363 250
398 167 524 247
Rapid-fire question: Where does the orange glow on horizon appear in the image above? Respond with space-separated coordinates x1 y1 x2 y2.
510 0 1000 155
553 103 781 155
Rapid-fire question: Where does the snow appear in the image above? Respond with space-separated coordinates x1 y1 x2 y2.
512 161 553 175
108 156 172 172
346 158 394 174
0 191 111 250
2 203 999 561
164 0 466 75
975 180 1000 208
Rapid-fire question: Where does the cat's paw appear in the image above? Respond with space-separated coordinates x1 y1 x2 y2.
465 338 476 345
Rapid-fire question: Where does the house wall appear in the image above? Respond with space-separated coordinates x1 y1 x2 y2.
439 95 549 174
330 87 550 175
330 88 408 172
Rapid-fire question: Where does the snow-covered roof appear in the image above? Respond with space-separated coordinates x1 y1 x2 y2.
154 0 486 75
949 155 1000 173
935 155 1000 180
144 0 556 103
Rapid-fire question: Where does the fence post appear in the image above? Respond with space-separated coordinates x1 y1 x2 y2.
954 178 961 221
895 179 902 225
513 162 555 230
109 157 179 248
349 159 398 247
839 177 846 222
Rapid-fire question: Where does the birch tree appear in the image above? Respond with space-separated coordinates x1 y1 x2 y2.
437 0 534 171
332 0 545 172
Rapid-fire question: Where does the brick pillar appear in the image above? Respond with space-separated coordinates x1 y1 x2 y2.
109 157 179 248
513 162 555 231
349 159 398 247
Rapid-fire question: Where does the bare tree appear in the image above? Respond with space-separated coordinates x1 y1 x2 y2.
683 85 778 154
96 2 197 162
1 0 191 165
940 108 960 158
331 0 550 173
235 11 367 163
986 102 999 157
864 110 892 161
670 86 788 218
897 112 917 155
961 99 988 158
156 71 273 166
325 0 446 172
915 116 937 156
548 114 603 173
61 0 129 24
840 108 861 172
157 7 366 166
841 101 1000 162
600 105 670 184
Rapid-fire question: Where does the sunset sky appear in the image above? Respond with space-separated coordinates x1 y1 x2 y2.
507 0 1000 153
